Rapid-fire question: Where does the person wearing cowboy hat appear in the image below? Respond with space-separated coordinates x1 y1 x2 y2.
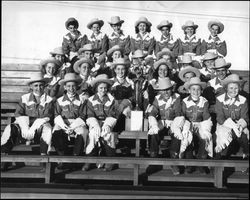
52 73 88 169
214 74 249 167
86 18 108 67
130 16 156 55
107 16 131 56
49 47 72 79
176 65 201 100
83 74 118 172
177 20 202 56
181 77 213 174
155 20 178 58
73 57 95 100
40 57 63 98
62 17 88 61
200 52 218 82
1 73 54 171
201 20 227 57
148 58 175 104
146 77 182 175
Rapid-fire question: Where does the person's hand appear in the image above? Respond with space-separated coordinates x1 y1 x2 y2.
143 90 149 99
122 106 131 118
102 125 110 135
93 126 101 138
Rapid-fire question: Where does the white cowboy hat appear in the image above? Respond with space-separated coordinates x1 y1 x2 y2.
90 74 114 88
65 17 79 29
28 73 50 85
202 52 218 61
221 74 246 87
184 77 206 90
153 77 174 91
134 17 152 27
58 73 82 85
131 49 147 59
213 58 231 70
156 48 173 60
178 66 201 82
208 20 224 34
108 16 124 25
111 58 130 68
107 45 123 57
87 18 104 29
153 58 172 70
78 44 95 54
73 58 94 74
157 20 173 30
182 20 198 30
50 47 65 56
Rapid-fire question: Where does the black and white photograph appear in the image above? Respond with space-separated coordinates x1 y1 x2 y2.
1 1 249 199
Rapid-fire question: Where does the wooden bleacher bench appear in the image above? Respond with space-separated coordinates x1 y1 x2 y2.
1 154 249 188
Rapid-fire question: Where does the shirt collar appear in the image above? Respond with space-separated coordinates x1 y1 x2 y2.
187 95 200 103
224 93 240 102
62 93 80 102
92 93 110 102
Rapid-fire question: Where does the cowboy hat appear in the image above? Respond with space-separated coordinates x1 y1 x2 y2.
50 47 65 56
131 49 147 59
111 57 130 68
134 17 152 27
179 55 192 64
78 44 95 54
213 58 231 70
65 17 79 29
157 20 173 30
153 58 172 70
153 77 174 91
184 77 206 90
182 20 198 30
178 66 201 82
221 74 245 87
28 73 50 85
208 20 224 34
87 18 104 29
40 58 62 72
156 48 173 60
73 57 94 74
90 74 114 88
58 73 82 85
202 52 218 61
108 16 124 25
107 45 123 57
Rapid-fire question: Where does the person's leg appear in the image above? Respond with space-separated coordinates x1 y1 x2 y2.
169 136 181 175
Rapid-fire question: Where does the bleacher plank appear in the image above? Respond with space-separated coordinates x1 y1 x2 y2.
2 71 40 78
2 85 30 93
227 171 249 184
1 78 32 86
1 93 24 103
1 64 41 71
1 166 45 179
147 169 214 183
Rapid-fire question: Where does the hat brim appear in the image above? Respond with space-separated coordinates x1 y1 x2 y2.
203 55 218 61
184 81 206 90
156 51 173 60
213 63 231 70
157 23 173 30
182 24 198 30
135 20 152 27
28 78 50 85
91 79 114 88
107 47 123 57
111 61 130 68
132 52 147 59
108 20 124 25
49 51 65 56
178 67 201 82
58 78 82 86
40 59 62 69
221 79 246 87
87 20 104 29
154 59 172 70
73 59 94 74
208 21 224 34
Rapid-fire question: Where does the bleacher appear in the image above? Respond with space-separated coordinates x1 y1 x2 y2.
1 63 249 190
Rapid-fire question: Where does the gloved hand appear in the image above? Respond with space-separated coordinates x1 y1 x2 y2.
93 126 101 138
101 125 110 137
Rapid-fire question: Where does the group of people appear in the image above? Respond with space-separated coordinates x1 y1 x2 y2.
1 16 249 175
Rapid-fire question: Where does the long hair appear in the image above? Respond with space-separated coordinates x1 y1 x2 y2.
135 24 151 34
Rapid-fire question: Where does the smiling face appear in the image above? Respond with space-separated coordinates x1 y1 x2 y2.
45 63 57 76
185 27 195 37
30 81 45 96
115 64 126 79
226 82 239 98
138 22 147 34
210 24 220 37
216 68 227 80
158 64 169 78
91 23 100 34
161 26 170 37
204 59 215 69
183 72 196 83
189 84 202 100
64 81 77 96
79 62 91 77
111 23 121 33
97 82 108 98
67 25 77 34
158 89 172 100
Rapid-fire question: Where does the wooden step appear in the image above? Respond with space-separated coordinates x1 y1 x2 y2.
148 169 214 183
1 166 45 179
227 171 249 184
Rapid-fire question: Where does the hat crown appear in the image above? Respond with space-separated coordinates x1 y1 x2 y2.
110 16 123 24
40 57 61 68
132 49 145 58
189 77 202 84
63 73 79 80
154 77 173 90
181 55 192 63
30 73 44 81
114 58 126 64
161 48 171 53
51 47 64 55
203 52 218 60
82 44 94 51
184 20 195 26
215 58 227 68
135 17 151 27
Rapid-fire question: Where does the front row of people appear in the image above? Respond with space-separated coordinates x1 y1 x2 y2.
1 72 249 175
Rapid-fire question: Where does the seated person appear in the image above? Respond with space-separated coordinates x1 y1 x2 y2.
181 77 213 174
83 74 118 172
214 74 249 164
52 73 88 169
147 77 182 175
1 73 54 171
200 52 218 82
